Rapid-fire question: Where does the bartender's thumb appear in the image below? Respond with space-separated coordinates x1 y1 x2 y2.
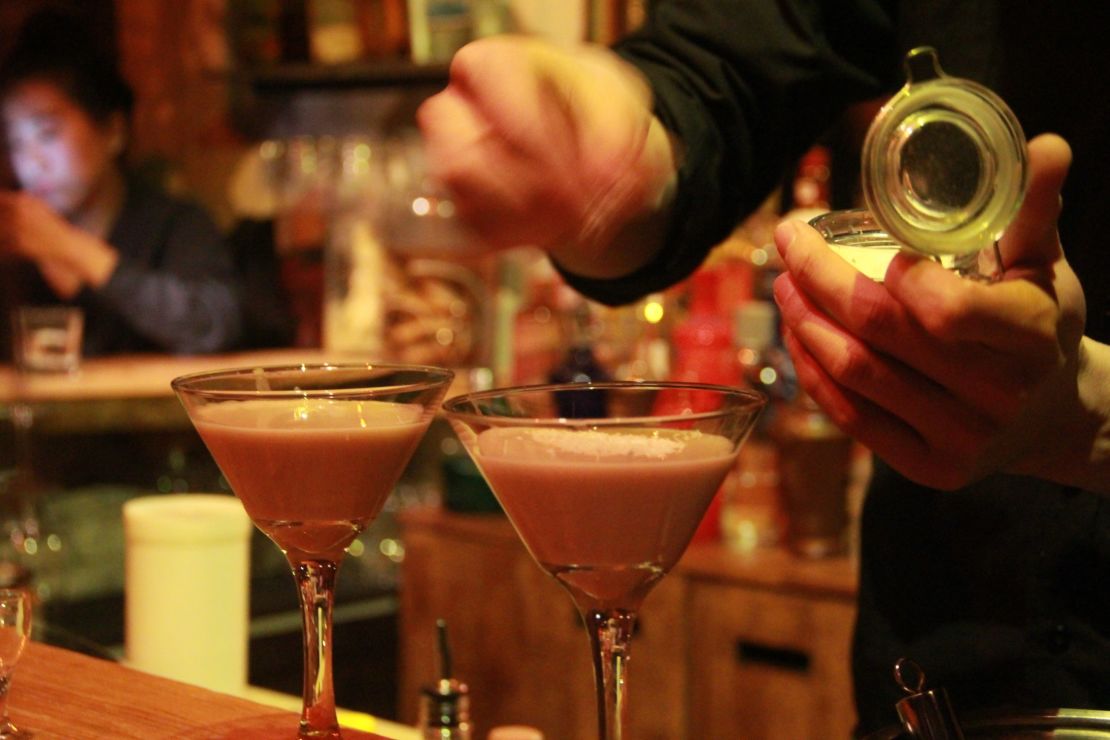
999 133 1071 274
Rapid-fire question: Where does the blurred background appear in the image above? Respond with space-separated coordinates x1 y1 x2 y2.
0 2 875 737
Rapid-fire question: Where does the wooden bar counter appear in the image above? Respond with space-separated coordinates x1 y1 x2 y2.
9 641 401 739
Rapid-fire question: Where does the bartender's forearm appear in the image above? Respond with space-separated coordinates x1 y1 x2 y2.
546 113 678 280
1064 338 1110 493
1012 337 1110 494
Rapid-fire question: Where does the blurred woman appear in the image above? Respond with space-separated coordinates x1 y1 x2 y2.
0 9 241 356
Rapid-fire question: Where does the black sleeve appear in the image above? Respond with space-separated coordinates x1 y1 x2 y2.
94 196 243 354
560 0 901 305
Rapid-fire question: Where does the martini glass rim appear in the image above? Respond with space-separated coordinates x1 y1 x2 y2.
442 379 766 427
170 361 455 400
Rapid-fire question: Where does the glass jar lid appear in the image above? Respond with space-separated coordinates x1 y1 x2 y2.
860 47 1028 257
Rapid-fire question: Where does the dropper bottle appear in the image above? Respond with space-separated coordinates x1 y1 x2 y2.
419 619 472 740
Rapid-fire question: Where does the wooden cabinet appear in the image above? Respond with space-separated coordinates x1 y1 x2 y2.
398 508 857 739
685 578 856 739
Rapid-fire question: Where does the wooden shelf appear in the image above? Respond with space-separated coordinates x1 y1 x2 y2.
245 59 450 93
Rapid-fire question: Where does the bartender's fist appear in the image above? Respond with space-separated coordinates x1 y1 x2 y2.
417 36 677 277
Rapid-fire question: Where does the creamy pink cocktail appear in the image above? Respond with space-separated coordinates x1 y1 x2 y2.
174 364 453 740
444 381 765 740
193 398 429 559
475 426 735 607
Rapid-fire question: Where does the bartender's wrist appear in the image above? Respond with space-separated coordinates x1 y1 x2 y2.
1009 337 1110 494
551 115 679 280
1067 338 1110 494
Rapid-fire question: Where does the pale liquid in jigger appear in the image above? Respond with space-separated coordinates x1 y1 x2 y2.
825 232 981 282
192 398 430 559
474 427 736 607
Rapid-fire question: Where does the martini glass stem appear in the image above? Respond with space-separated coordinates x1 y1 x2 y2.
583 608 636 740
293 557 341 738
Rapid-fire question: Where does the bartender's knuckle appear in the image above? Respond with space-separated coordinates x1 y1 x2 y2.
855 299 897 341
828 346 874 388
830 406 864 439
930 443 984 490
916 291 972 340
449 40 489 75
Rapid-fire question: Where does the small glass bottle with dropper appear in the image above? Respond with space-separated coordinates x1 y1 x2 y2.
418 619 472 740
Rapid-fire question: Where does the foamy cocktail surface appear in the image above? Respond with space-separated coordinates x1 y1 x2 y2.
475 427 736 576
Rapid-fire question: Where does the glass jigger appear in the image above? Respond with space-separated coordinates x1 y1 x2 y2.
173 364 453 739
443 381 765 740
814 46 1028 282
0 588 31 739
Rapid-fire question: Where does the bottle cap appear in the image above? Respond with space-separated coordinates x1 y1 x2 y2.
420 677 471 731
860 46 1027 258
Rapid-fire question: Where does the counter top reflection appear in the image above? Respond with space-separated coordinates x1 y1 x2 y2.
10 641 404 739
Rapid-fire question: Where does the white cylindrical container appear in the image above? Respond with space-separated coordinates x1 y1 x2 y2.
123 494 252 695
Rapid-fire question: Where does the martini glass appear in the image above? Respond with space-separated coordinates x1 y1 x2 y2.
173 363 453 739
443 381 765 740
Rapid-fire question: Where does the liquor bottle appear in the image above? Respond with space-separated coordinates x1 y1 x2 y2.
791 144 832 211
548 294 610 418
667 268 739 391
719 300 791 551
656 267 740 542
772 392 854 558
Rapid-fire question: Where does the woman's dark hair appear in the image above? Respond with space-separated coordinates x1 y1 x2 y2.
0 7 133 124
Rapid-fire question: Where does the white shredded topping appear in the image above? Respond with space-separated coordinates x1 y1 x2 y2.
529 428 688 459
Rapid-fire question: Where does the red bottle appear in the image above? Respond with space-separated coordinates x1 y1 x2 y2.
656 268 741 543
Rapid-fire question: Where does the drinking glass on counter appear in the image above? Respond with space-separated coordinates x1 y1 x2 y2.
11 306 83 375
173 363 453 739
444 381 765 740
0 588 32 739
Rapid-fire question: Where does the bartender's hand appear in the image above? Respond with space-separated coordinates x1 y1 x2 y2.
0 190 118 298
417 35 678 278
774 134 1110 493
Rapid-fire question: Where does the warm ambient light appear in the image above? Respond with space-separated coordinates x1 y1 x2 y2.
642 299 665 324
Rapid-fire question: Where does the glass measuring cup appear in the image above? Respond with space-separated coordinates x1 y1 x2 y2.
813 47 1028 281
